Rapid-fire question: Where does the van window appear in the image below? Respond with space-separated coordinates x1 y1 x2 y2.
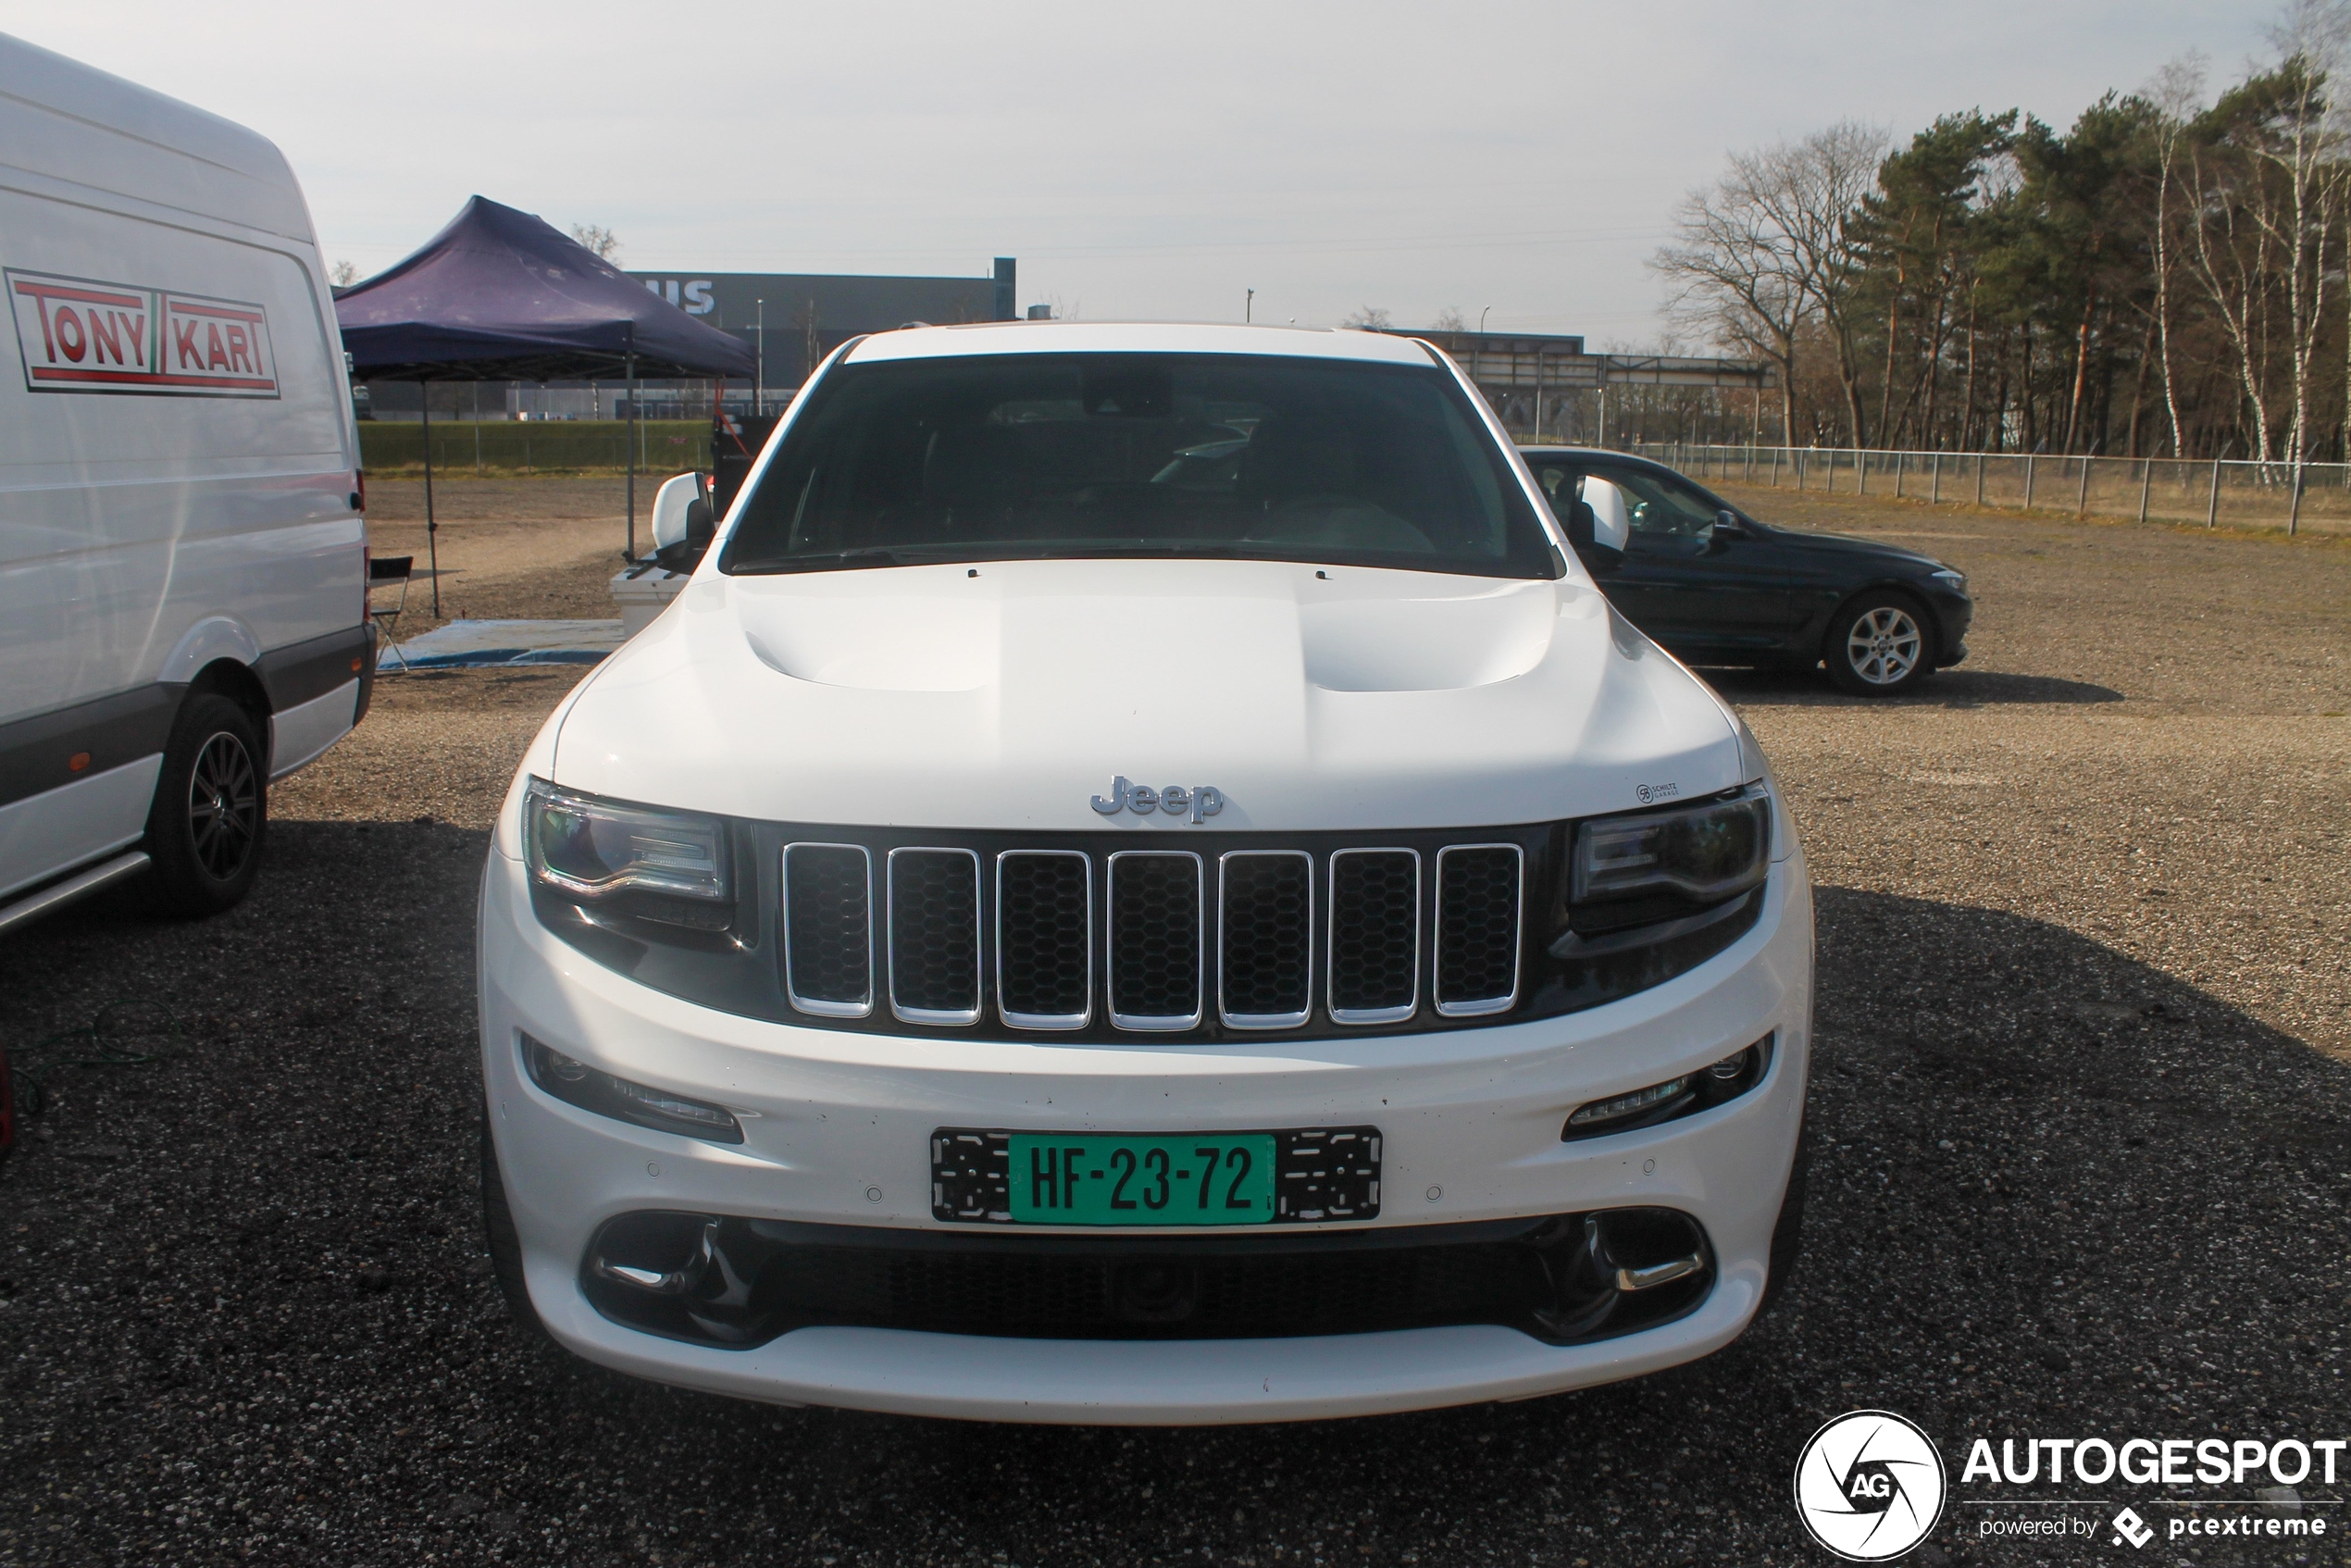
722 354 1556 579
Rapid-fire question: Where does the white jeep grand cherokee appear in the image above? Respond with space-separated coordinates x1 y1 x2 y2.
478 322 1813 1425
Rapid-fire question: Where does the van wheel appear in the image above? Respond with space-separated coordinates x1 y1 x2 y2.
1825 592 1934 696
481 1115 550 1341
143 693 267 915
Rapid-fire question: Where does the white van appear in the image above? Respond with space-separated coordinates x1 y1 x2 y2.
0 33 369 931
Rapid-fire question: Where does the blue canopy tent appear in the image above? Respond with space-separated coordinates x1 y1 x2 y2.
335 196 754 607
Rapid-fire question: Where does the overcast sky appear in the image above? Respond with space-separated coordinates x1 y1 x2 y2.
7 2 2272 343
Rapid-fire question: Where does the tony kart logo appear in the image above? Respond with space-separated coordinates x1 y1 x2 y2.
1795 1410 1948 1561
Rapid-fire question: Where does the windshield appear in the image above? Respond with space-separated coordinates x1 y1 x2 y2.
719 352 1558 579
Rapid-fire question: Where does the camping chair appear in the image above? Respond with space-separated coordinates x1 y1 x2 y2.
368 554 415 672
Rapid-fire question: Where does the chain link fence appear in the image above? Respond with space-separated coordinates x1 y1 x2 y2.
1615 443 2347 536
356 419 712 475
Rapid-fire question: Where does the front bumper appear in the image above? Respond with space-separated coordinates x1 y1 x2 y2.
478 839 1814 1424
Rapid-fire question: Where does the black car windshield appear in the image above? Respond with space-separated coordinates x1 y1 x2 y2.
719 351 1558 579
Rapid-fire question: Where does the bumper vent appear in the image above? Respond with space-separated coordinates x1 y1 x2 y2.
581 1208 1714 1348
1435 844 1523 1016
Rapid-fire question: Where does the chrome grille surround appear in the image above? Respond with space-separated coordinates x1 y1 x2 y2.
1217 849 1314 1030
1326 848 1422 1026
887 846 983 1026
780 841 875 1018
745 828 1580 1041
1105 850 1205 1031
1433 842 1524 1018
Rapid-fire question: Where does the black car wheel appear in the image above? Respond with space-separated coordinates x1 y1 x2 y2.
1826 592 1934 696
143 692 267 915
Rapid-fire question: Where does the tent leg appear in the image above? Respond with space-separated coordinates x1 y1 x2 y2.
625 350 638 563
422 383 440 618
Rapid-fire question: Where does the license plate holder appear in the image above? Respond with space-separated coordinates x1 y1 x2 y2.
931 1126 1382 1226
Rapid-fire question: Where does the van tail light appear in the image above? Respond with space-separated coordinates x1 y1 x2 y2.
354 469 367 512
361 543 371 626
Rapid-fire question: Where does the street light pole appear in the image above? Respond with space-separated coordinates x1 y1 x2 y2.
1479 305 1491 333
755 298 765 417
1246 288 1253 324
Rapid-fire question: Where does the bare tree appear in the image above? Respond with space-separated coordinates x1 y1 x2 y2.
570 223 622 263
1431 306 1468 332
1341 305 1393 330
1753 122 1886 446
328 259 359 289
2261 0 2348 468
1652 167 1811 442
2142 53 2208 455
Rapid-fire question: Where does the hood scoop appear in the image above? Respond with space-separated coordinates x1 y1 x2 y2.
739 591 1001 691
1299 581 1557 692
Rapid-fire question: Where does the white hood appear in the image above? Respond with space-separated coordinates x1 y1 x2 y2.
550 558 1745 832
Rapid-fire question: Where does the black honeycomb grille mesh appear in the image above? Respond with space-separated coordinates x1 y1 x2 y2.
1329 852 1418 1016
1109 854 1201 1022
1220 853 1312 1022
1436 848 1521 1008
998 854 1089 1021
783 845 871 1007
889 851 979 1015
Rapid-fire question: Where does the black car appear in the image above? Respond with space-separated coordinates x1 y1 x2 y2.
1521 447 1973 696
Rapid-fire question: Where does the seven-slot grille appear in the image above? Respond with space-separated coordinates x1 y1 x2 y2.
778 838 1523 1036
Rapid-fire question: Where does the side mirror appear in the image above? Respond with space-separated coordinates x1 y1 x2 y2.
650 470 714 572
1712 508 1748 539
1569 477 1630 571
1563 501 1623 574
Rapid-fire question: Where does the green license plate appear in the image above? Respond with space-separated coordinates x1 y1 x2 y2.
1005 1133 1277 1226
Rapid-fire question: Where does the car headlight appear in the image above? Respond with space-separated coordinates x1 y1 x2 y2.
526 778 731 924
1930 568 1966 591
1571 783 1771 905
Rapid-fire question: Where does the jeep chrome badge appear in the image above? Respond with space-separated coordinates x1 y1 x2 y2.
1090 776 1225 824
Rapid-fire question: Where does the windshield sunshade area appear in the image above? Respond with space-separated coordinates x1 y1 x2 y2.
719 351 1559 579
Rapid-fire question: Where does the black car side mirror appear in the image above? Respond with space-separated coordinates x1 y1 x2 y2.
1564 500 1623 573
1711 508 1748 539
652 497 714 574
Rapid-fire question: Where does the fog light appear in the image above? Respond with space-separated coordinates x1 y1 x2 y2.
1565 1075 1693 1131
521 1033 743 1144
1562 1033 1774 1140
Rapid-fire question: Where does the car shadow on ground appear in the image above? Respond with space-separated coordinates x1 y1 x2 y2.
1701 666 2126 708
1 837 2344 1566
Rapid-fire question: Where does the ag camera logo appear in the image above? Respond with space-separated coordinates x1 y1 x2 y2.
1795 1410 1948 1561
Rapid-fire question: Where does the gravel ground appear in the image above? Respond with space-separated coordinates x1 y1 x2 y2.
2 494 2347 1567
364 477 643 636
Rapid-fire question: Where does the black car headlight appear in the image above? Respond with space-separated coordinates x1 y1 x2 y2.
525 779 733 932
1571 783 1771 908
